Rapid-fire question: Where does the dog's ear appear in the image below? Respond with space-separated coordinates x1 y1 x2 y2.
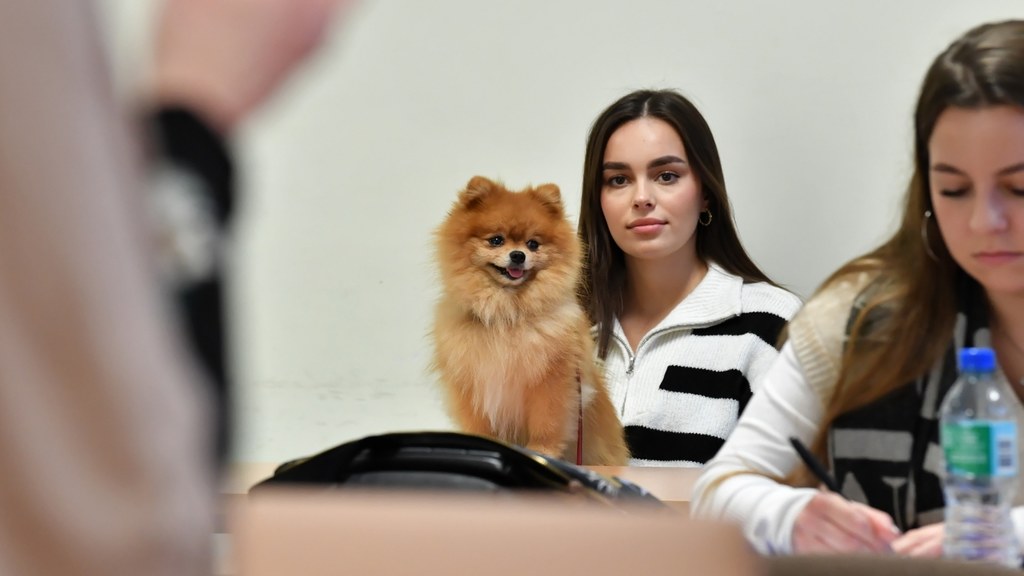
458 176 497 209
531 183 564 216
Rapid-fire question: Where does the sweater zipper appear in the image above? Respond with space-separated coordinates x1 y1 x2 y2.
617 324 692 376
612 321 725 414
625 320 731 369
609 333 636 377
608 334 635 416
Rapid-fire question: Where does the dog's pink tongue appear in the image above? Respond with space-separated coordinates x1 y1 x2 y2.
507 267 525 279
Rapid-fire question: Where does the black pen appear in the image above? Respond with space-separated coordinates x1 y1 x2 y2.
789 436 845 496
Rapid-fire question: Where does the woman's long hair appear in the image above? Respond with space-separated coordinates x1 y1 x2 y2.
791 20 1024 485
577 89 777 358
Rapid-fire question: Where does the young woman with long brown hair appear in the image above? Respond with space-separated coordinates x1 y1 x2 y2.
692 20 1024 558
578 89 801 466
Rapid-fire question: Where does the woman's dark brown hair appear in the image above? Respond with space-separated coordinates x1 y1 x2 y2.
578 89 778 357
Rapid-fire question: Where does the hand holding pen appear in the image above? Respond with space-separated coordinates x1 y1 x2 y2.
788 437 900 554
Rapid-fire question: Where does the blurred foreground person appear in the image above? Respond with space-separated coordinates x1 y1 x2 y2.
0 0 355 574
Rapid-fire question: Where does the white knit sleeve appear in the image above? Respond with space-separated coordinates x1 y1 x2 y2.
690 342 822 554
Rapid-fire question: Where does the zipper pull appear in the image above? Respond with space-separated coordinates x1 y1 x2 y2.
626 357 635 376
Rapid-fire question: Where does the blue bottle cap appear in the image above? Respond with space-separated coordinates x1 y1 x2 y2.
959 347 997 372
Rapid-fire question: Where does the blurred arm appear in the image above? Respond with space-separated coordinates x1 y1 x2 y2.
0 2 214 575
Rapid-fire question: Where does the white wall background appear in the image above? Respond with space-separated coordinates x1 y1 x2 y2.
100 0 1023 463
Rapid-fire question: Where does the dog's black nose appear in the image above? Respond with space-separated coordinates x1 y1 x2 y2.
509 250 525 264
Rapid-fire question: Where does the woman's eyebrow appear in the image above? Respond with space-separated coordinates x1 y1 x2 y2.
603 156 687 171
602 161 629 171
996 162 1024 176
931 161 1024 176
648 155 687 168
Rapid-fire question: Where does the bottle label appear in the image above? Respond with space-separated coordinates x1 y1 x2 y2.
941 420 1018 478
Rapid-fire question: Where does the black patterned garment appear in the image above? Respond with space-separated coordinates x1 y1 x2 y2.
829 275 989 530
148 107 235 465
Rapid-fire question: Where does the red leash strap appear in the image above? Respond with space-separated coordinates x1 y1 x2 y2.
576 370 583 465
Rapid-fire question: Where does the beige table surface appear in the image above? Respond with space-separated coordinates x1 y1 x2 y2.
217 463 703 575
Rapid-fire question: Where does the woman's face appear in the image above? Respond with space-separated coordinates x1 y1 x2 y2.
929 105 1024 297
599 117 706 265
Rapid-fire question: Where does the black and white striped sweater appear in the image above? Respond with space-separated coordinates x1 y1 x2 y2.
598 264 802 467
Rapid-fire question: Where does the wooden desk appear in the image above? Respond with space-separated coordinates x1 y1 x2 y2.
224 462 700 514
219 464 703 575
224 462 280 496
588 465 700 513
231 491 759 576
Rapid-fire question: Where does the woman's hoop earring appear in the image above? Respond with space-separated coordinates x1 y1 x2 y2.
921 210 939 262
699 209 713 227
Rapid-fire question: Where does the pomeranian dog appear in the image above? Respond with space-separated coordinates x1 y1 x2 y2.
431 176 628 465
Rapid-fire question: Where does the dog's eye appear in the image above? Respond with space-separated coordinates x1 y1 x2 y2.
526 239 540 251
488 235 504 247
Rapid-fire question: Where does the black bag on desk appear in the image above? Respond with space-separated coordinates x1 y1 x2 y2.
250 431 663 509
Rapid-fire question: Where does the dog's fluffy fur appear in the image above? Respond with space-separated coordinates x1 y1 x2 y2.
431 176 628 465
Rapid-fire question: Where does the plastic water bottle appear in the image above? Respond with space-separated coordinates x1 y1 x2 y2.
939 347 1020 567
